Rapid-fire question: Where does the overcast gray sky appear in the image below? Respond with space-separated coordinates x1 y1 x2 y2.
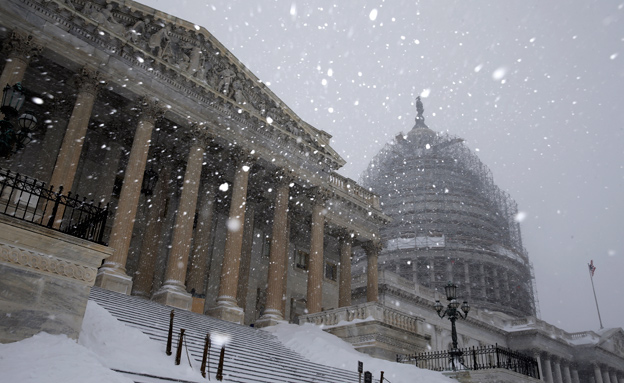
138 0 623 333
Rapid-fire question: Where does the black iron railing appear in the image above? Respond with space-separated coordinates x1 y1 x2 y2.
0 168 109 244
397 344 540 379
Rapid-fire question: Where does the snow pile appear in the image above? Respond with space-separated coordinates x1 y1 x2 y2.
264 322 454 383
1 301 452 383
0 332 132 383
0 301 206 383
79 301 205 381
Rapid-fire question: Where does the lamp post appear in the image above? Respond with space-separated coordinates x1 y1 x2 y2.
434 281 470 370
0 83 37 158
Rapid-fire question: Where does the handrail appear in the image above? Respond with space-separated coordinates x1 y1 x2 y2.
397 343 540 379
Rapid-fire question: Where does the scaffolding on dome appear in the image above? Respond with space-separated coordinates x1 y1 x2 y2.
359 109 536 317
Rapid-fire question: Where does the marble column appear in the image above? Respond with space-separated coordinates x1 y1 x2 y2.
429 259 435 284
306 192 326 314
493 268 501 301
208 152 253 323
563 363 573 383
236 201 256 313
153 134 206 310
617 372 624 383
532 349 543 381
594 363 605 383
603 367 612 383
186 180 217 298
281 215 291 317
609 370 618 383
45 69 99 229
463 263 471 296
131 165 170 298
96 97 163 294
542 354 554 383
479 263 486 299
257 175 291 327
553 357 564 383
571 366 580 383
338 230 353 308
48 68 100 196
0 32 41 91
365 239 381 302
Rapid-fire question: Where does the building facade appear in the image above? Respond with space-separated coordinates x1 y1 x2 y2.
0 0 388 337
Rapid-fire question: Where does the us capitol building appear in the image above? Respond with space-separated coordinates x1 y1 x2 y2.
0 1 622 382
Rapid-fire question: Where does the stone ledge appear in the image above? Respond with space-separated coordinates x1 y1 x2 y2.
0 217 111 343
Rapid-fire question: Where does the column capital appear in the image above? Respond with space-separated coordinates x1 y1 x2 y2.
336 228 355 243
229 146 256 167
363 239 383 255
137 96 165 124
2 31 42 60
541 351 552 361
74 67 102 97
307 186 332 205
188 122 214 146
273 168 296 187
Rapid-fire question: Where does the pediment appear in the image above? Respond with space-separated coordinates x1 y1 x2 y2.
596 328 624 358
33 0 345 169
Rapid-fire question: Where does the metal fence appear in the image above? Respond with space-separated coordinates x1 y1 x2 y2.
397 344 540 379
0 168 109 244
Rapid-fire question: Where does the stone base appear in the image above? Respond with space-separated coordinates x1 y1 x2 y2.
191 297 205 314
0 216 112 343
255 311 286 328
325 321 430 361
94 267 133 295
152 284 193 311
206 300 245 324
444 369 541 383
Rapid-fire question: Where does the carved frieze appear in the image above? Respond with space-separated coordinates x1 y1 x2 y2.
0 243 97 283
32 0 342 169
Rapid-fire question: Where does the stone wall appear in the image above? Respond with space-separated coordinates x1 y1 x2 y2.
0 216 111 343
444 369 541 383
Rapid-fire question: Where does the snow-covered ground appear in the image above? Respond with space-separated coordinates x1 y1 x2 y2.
264 322 454 383
0 301 453 383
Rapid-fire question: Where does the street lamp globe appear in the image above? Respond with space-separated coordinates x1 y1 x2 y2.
444 282 457 301
461 301 470 314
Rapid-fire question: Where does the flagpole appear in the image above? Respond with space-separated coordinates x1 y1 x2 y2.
588 264 604 330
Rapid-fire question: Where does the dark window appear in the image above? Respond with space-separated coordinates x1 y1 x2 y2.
295 250 309 270
325 261 337 281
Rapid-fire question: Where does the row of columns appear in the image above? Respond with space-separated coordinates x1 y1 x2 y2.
591 363 624 383
537 352 579 383
1 32 381 324
534 352 624 383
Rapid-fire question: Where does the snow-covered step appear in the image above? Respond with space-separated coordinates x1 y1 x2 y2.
89 287 372 383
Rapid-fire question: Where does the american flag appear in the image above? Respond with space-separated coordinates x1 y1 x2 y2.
588 260 596 277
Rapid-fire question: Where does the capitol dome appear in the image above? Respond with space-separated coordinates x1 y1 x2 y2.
361 98 536 317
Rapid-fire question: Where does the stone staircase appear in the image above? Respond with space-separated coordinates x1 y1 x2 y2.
89 287 374 383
